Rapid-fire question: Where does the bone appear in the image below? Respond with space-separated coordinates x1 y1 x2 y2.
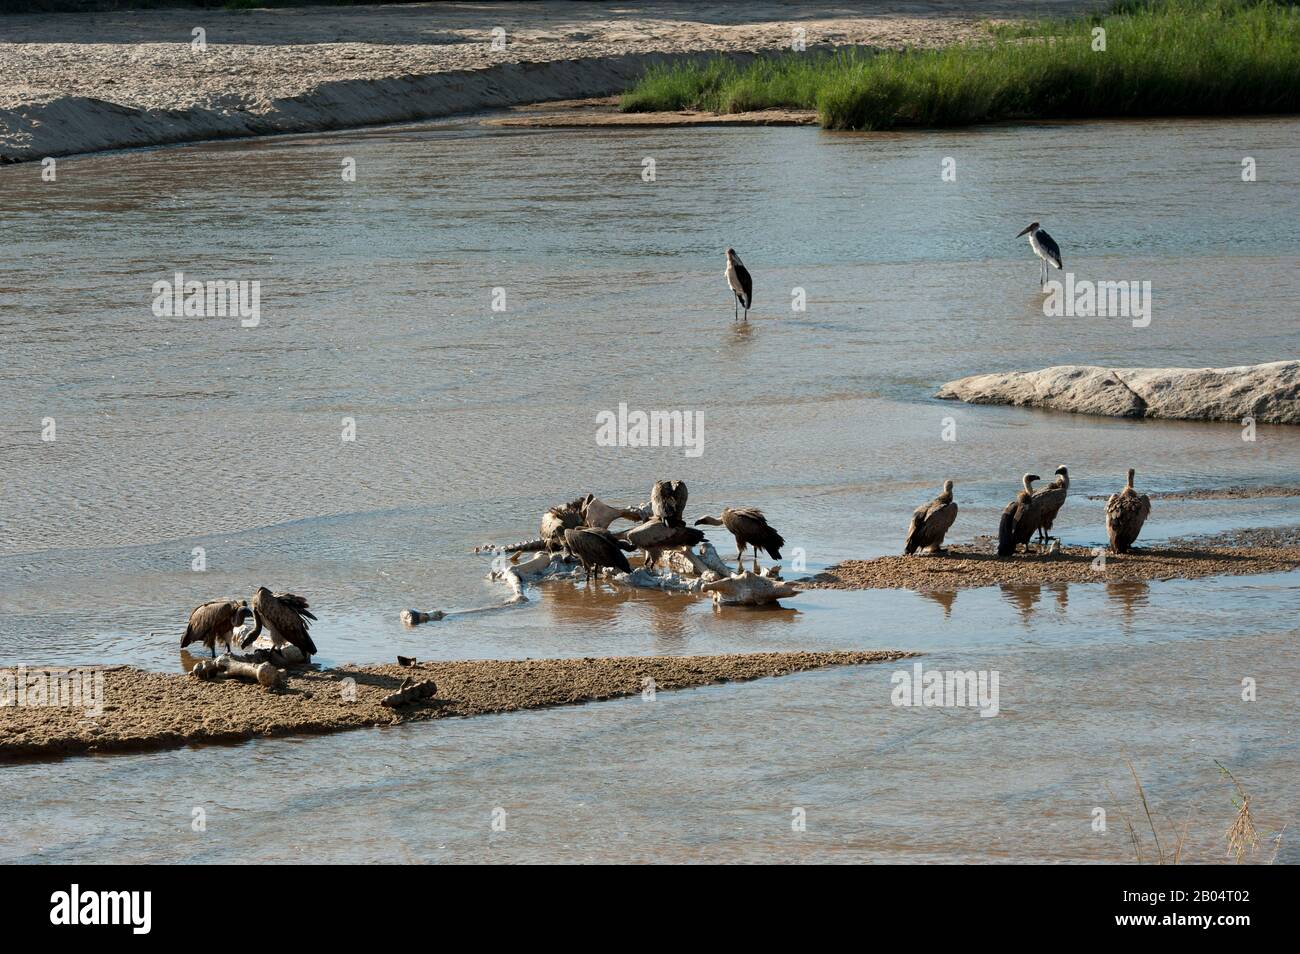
189 654 286 688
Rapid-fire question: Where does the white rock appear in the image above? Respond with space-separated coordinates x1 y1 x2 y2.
937 361 1298 424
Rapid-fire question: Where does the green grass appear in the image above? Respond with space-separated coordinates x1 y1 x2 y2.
619 0 1300 130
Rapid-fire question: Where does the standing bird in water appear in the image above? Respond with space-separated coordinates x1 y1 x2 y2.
904 480 958 555
1106 468 1151 554
695 507 784 573
1016 222 1062 289
724 248 753 321
1032 465 1070 547
563 527 633 579
240 587 318 658
181 599 252 658
997 473 1041 557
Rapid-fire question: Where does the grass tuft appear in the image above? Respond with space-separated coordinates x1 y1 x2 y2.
619 0 1300 130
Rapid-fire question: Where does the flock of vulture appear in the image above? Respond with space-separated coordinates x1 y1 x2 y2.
178 470 1150 663
537 479 786 578
905 466 1152 558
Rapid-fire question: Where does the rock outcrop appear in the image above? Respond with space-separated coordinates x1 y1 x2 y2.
936 361 1298 425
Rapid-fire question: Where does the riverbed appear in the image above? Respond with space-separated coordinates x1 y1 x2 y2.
1 114 1297 862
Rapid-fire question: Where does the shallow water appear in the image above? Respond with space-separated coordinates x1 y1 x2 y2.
1 116 1297 863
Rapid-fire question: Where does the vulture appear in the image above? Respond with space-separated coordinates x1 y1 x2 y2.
624 517 705 568
650 479 689 527
724 248 753 321
1032 465 1070 546
563 527 633 578
904 480 958 555
1106 468 1151 554
181 599 252 658
540 496 588 552
694 507 785 572
239 586 318 658
997 474 1041 557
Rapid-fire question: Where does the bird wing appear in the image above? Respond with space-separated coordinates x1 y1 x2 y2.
255 591 318 655
727 508 783 557
1038 229 1062 267
182 599 233 648
735 263 753 307
929 501 958 539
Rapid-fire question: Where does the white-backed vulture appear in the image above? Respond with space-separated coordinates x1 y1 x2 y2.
997 474 1041 557
563 527 633 578
239 586 318 657
651 480 689 527
540 496 588 552
181 599 252 658
1032 465 1070 545
694 507 785 572
904 480 958 555
1106 468 1151 554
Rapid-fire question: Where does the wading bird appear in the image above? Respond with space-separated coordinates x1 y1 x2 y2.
904 480 958 555
239 587 318 658
1106 468 1151 554
1016 222 1062 289
1032 465 1070 547
564 527 633 578
997 474 1041 557
181 599 252 658
694 507 785 573
724 248 753 321
651 479 689 527
624 517 705 568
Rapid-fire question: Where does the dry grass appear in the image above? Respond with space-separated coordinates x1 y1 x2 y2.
1109 758 1283 863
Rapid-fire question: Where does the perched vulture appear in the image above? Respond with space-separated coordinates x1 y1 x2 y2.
540 496 589 552
239 586 318 657
1106 468 1151 554
695 507 785 572
181 599 252 658
997 474 1041 557
563 527 633 578
1032 465 1070 546
650 480 689 527
904 480 958 555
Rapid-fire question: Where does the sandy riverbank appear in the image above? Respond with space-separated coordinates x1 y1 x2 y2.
0 650 910 761
0 2 1094 161
806 539 1300 590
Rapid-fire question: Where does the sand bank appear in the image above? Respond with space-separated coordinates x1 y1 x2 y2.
937 361 1300 425
1084 485 1300 501
805 541 1300 591
0 2 1082 161
483 97 817 127
0 650 910 762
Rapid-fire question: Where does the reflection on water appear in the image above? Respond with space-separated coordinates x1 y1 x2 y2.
1106 580 1150 628
0 115 1297 861
917 589 957 619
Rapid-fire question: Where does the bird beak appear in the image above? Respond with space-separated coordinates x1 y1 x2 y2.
1016 225 1033 238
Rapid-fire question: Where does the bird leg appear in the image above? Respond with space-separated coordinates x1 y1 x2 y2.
734 297 738 321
